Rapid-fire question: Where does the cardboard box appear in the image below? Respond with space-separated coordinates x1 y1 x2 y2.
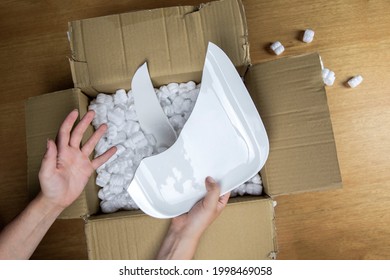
25 0 341 259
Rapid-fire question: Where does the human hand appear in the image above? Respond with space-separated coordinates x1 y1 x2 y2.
38 109 116 211
171 176 230 240
157 176 230 259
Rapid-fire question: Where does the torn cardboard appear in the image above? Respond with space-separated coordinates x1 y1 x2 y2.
25 0 342 259
68 0 249 95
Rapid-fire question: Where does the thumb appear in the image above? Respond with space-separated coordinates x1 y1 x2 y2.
40 139 58 177
203 176 221 209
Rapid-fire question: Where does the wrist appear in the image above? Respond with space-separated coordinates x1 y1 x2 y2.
170 217 208 242
34 192 65 218
157 221 202 260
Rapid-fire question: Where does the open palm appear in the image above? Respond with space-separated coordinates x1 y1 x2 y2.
38 110 116 209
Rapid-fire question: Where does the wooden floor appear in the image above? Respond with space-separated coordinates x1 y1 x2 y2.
0 0 389 259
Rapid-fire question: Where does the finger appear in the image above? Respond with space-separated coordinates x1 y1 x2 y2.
57 109 79 149
91 146 117 170
69 110 95 148
82 123 107 156
202 176 221 209
220 191 230 202
39 139 58 178
218 191 230 210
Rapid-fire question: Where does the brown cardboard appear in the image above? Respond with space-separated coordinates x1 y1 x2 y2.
68 0 249 96
24 0 342 259
85 197 276 260
245 53 342 196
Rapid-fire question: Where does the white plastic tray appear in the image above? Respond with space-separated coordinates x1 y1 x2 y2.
127 42 269 218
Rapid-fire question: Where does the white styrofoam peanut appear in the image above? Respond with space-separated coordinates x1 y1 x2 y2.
322 68 336 86
347 75 363 88
270 41 285 55
302 29 315 43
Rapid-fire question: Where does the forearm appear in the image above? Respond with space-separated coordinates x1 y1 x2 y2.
156 226 201 260
157 179 229 260
0 192 63 259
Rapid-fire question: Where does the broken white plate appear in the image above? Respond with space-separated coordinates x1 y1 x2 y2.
132 62 177 148
127 42 269 218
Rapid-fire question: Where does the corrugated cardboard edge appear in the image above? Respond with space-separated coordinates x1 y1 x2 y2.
85 196 277 260
68 0 250 96
25 89 98 219
236 0 250 66
269 199 278 260
245 53 342 196
68 20 92 93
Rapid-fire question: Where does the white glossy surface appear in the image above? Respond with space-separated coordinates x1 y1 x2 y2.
131 62 177 148
127 42 269 218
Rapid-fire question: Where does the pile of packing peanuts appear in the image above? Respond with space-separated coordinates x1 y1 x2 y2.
89 82 263 213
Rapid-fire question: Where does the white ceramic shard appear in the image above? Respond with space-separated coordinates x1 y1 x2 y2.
127 42 269 218
131 62 177 148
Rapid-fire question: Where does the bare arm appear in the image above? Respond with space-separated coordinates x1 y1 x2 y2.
0 193 64 259
0 110 116 259
157 176 230 260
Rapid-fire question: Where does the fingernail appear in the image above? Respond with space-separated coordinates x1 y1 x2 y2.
206 176 216 184
46 138 50 149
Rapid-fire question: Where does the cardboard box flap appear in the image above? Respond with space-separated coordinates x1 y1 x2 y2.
68 0 249 96
245 53 342 196
85 196 276 260
25 89 99 218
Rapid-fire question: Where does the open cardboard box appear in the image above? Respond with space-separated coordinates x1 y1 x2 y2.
25 0 342 259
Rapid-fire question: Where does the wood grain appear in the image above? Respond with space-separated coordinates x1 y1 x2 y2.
0 0 389 259
243 0 390 259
